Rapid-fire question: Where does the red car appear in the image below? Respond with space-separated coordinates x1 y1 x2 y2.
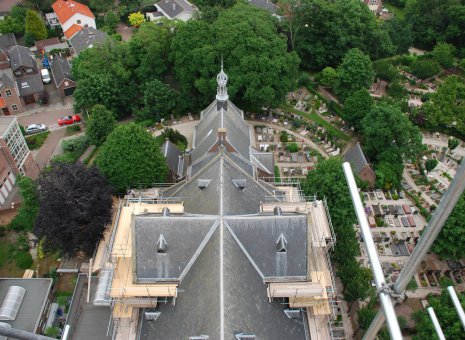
58 115 81 126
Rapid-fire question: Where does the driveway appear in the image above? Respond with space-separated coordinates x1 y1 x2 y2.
33 129 67 170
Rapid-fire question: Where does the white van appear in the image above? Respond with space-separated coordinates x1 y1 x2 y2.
40 69 51 84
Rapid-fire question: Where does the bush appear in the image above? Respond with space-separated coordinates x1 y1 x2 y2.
411 59 440 79
297 73 311 87
66 125 81 134
286 142 299 153
25 131 50 150
62 135 89 153
15 252 33 269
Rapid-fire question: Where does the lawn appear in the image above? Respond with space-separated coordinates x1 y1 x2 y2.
26 131 50 150
281 105 350 141
383 3 405 19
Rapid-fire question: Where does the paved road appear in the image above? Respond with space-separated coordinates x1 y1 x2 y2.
17 106 75 130
33 129 67 170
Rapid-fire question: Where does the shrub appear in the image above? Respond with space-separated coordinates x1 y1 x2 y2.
411 59 440 79
66 125 81 134
15 252 33 269
62 135 88 153
286 142 299 153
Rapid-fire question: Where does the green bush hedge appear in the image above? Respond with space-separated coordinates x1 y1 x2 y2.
15 252 33 269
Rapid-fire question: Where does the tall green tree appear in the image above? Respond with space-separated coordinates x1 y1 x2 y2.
97 124 168 192
89 0 114 12
382 17 413 55
295 0 394 70
432 194 465 259
423 76 465 133
86 105 117 146
320 67 338 88
25 10 47 42
334 48 374 101
171 2 300 110
432 42 456 68
411 59 440 79
361 103 423 163
343 89 373 130
139 80 176 121
302 157 371 302
0 6 26 34
34 163 113 256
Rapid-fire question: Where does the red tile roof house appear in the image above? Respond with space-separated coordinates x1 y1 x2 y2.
51 0 96 39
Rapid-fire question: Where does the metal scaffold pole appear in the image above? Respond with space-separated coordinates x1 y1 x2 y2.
363 160 465 340
343 162 403 340
447 285 465 331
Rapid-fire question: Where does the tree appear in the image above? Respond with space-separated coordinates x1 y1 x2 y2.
295 0 394 70
103 11 119 34
320 67 338 87
334 48 374 101
89 0 115 12
33 163 113 256
8 176 39 232
448 138 460 150
423 76 465 133
286 142 299 153
432 195 465 259
358 307 377 330
158 128 188 151
302 157 371 301
343 89 373 130
97 124 168 192
361 103 423 163
433 42 456 68
86 105 117 146
382 17 413 54
138 80 176 121
0 6 26 34
373 60 399 82
413 289 465 340
277 0 305 51
171 3 300 110
25 10 47 43
411 59 441 79
128 12 145 27
425 158 438 172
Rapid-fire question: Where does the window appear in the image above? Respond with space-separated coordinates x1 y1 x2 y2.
12 105 18 111
26 68 33 74
5 90 11 97
77 19 81 24
14 71 22 77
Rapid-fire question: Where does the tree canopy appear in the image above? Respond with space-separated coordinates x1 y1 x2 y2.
302 157 371 302
25 10 47 45
33 163 113 256
171 2 299 110
0 6 26 34
334 48 374 101
128 12 145 27
8 176 38 232
432 42 456 68
343 89 373 130
139 79 176 121
97 123 168 193
294 0 394 70
86 105 117 146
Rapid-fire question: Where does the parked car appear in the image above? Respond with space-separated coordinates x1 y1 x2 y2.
40 69 51 84
58 115 81 126
25 124 47 135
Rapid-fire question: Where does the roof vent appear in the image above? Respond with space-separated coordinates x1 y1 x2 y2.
189 336 209 340
0 286 26 321
273 206 283 216
232 179 246 190
162 207 170 217
276 233 287 253
145 311 161 321
198 179 211 190
284 309 301 319
157 234 167 253
235 334 256 339
172 3 176 10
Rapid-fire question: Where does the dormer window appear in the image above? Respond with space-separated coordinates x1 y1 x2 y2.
77 19 81 24
5 90 11 97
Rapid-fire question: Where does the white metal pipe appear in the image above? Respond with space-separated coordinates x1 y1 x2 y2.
447 286 465 330
427 307 446 340
364 159 465 339
343 162 403 340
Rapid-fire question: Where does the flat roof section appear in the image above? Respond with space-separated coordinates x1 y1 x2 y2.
0 278 52 334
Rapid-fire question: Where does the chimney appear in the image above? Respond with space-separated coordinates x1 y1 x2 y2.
217 128 226 141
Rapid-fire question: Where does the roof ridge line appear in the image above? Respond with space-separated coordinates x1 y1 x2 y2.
178 219 220 283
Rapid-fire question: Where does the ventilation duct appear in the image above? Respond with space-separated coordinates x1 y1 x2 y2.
145 311 161 321
273 206 283 216
235 334 256 339
284 309 301 319
162 207 170 217
276 233 287 253
198 179 211 190
232 179 246 190
157 234 167 253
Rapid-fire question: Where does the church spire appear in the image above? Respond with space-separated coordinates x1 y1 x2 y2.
216 56 229 102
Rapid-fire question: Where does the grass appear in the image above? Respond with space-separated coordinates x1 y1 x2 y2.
281 104 350 141
383 3 405 19
25 131 50 150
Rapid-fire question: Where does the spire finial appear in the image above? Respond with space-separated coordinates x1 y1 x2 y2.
216 55 228 102
221 54 224 71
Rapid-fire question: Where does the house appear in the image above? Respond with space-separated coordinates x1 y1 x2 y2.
81 64 337 340
32 37 69 55
248 0 279 13
0 278 53 335
0 69 23 114
0 117 39 206
0 34 17 70
68 27 109 56
344 142 376 187
363 0 382 14
8 45 44 106
50 55 76 98
51 0 96 39
154 0 198 21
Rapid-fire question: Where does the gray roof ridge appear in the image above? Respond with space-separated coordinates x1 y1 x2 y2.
190 150 216 167
224 221 265 280
250 153 273 175
178 219 220 282
200 99 217 119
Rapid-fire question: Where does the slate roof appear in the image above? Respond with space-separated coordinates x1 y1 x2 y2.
8 45 36 72
249 0 278 13
0 69 15 91
50 55 74 88
344 142 369 173
0 33 17 52
251 149 274 175
0 278 52 334
160 139 182 177
69 27 109 55
16 74 44 96
35 37 60 52
155 0 196 19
